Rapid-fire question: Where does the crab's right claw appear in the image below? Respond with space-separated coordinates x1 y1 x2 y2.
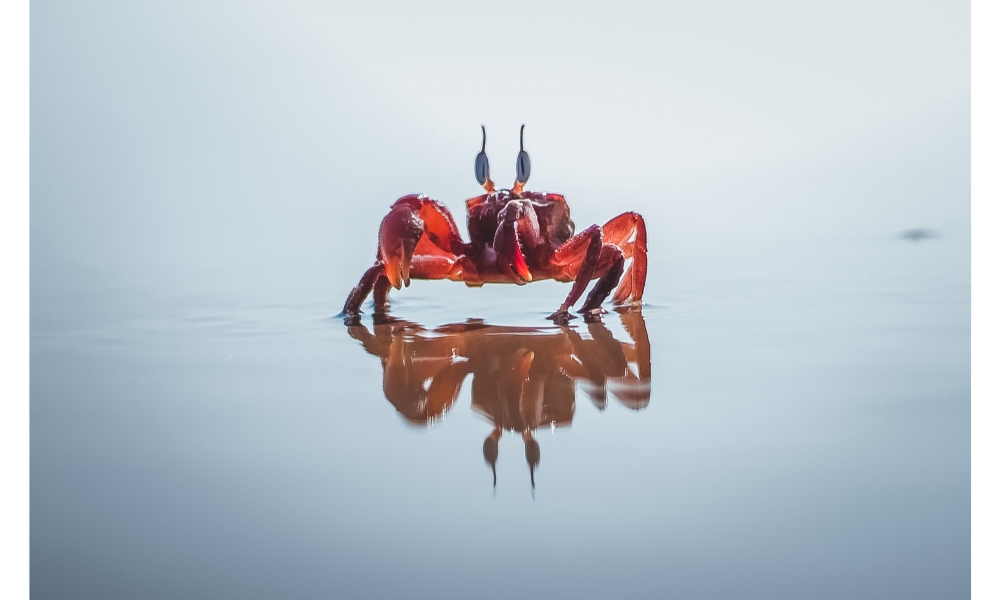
379 203 424 289
495 222 532 285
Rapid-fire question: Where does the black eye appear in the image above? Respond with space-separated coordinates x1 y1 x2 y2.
475 151 490 185
475 125 490 185
516 124 530 183
516 150 530 183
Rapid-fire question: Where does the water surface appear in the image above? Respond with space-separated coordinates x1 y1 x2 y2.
31 233 969 599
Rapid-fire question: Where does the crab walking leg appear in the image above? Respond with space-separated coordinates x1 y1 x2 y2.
372 273 392 314
550 226 627 315
580 245 626 312
552 225 603 314
600 212 648 305
344 264 386 315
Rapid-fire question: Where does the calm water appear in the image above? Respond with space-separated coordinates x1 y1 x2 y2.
31 232 969 599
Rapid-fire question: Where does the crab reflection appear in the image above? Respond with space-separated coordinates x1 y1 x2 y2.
346 311 651 488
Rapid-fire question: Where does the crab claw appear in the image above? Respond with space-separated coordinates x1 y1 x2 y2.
494 221 532 284
378 203 424 289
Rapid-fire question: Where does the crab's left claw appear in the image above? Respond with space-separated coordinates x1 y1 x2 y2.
379 202 424 289
376 194 467 290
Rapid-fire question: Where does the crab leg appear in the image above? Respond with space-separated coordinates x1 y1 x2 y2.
580 246 625 312
550 225 626 316
600 212 647 305
343 263 386 315
372 271 392 313
552 225 602 312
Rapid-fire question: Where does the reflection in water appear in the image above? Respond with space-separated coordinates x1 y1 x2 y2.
346 312 651 487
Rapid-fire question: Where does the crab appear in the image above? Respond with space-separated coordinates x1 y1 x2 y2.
343 125 647 320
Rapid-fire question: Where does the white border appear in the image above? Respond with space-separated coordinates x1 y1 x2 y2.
0 2 988 599
971 0 998 596
0 0 30 599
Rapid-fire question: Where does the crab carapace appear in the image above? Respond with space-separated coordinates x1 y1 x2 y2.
343 125 648 320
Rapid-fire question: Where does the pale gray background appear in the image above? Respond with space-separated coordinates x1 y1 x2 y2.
32 0 968 299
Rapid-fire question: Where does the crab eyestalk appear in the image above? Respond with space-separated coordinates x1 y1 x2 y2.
512 124 531 195
475 125 495 193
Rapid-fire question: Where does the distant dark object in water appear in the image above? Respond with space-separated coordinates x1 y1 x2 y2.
901 228 937 242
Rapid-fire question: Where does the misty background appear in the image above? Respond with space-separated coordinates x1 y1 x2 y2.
31 0 969 306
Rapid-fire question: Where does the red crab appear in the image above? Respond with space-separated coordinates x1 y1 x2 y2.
343 125 647 320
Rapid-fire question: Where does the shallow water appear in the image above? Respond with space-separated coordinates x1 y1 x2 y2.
31 232 969 599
